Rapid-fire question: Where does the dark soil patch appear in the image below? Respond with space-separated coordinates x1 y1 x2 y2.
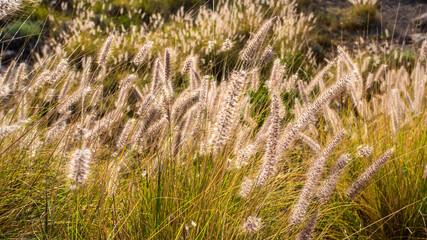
299 0 427 59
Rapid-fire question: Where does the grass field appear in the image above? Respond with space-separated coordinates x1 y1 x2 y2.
0 0 426 239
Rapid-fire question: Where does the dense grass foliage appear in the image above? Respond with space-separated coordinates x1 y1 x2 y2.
0 0 426 239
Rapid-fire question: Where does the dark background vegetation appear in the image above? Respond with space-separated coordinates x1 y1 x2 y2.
1 0 426 65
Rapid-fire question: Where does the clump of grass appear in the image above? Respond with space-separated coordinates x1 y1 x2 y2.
343 2 379 30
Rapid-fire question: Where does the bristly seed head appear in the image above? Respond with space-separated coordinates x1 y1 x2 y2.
240 17 277 62
182 56 194 75
69 149 92 189
242 216 262 234
0 0 24 19
356 145 373 158
98 34 115 66
133 41 153 65
347 148 394 199
48 59 68 85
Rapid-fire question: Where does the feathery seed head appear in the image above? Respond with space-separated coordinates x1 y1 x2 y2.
297 132 321 152
322 129 346 158
48 59 68 85
286 74 298 92
207 40 216 51
209 71 246 153
418 40 427 62
221 38 232 51
58 74 73 100
137 94 155 116
239 177 255 198
240 17 276 62
267 59 285 92
57 87 90 114
0 0 24 19
33 70 51 90
306 60 335 93
80 56 92 87
90 87 102 107
317 153 351 203
256 94 281 186
0 124 21 138
116 119 136 149
279 75 350 157
295 211 319 240
297 80 309 105
164 48 172 81
69 149 92 188
233 144 255 170
133 41 153 65
0 85 11 99
98 34 114 66
289 129 346 226
347 148 394 198
242 216 262 234
182 56 194 75
151 58 163 96
356 145 373 158
260 45 273 65
122 74 137 87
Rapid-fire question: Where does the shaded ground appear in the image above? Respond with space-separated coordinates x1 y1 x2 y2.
380 0 427 42
299 0 427 58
